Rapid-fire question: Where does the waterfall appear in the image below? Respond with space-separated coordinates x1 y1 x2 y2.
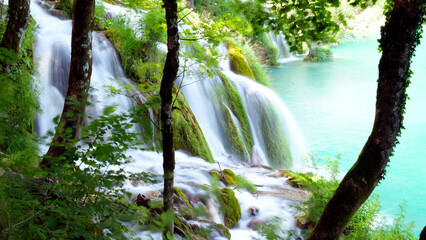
266 31 292 60
31 0 135 144
30 1 307 238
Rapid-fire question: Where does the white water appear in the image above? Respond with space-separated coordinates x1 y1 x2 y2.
30 1 307 238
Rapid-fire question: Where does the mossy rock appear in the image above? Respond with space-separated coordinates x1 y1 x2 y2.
213 71 253 161
209 223 231 239
55 0 73 19
173 86 214 163
218 188 241 228
217 71 253 154
219 101 250 160
228 43 255 80
210 169 237 186
174 215 208 240
174 187 195 219
252 96 293 169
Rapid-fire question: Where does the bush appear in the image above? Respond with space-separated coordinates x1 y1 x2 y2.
0 109 153 239
297 158 417 239
0 19 39 171
304 46 333 62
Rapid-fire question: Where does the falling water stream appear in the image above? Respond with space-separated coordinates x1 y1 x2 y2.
30 1 309 239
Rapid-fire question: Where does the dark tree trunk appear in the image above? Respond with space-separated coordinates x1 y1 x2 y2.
40 0 96 168
0 0 30 54
161 0 179 236
420 226 426 240
308 1 424 239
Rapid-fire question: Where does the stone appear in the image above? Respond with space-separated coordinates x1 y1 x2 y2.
248 206 259 216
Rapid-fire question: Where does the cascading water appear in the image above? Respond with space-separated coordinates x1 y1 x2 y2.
266 32 291 60
30 0 309 238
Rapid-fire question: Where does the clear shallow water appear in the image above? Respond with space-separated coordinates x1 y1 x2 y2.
270 38 426 235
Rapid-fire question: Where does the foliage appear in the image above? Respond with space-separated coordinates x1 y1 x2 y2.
304 46 333 62
253 33 280 66
229 39 272 86
106 14 165 84
55 0 74 19
297 158 417 239
0 19 39 172
256 216 287 240
94 1 111 31
0 108 155 239
234 174 258 194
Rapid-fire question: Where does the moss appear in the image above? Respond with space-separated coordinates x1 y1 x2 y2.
219 101 249 160
174 187 196 220
55 0 73 19
174 216 209 240
228 43 255 80
173 87 214 163
209 224 231 239
255 33 279 66
213 71 253 161
227 39 271 86
217 71 253 152
255 99 293 169
210 169 237 186
304 46 333 62
174 187 194 211
218 188 241 228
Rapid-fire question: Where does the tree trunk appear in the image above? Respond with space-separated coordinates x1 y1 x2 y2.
0 0 30 54
161 0 179 236
308 1 424 239
40 0 96 168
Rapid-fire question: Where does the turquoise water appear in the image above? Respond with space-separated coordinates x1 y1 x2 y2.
270 38 426 235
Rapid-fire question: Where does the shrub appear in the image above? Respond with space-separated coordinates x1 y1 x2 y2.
304 46 333 62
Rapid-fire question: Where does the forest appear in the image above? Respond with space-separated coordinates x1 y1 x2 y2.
0 0 425 239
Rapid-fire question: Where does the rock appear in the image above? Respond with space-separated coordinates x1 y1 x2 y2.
247 219 264 230
218 188 241 228
296 211 314 230
47 9 67 20
209 168 237 186
228 43 256 80
134 194 150 208
248 206 259 216
174 187 195 220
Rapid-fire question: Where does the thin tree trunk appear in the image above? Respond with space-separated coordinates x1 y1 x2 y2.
0 0 30 54
308 1 424 239
161 0 179 236
41 0 96 168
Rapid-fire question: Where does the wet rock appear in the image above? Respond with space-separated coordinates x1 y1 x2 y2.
210 168 237 186
248 206 259 216
218 188 241 228
247 219 264 230
296 211 314 230
47 9 67 19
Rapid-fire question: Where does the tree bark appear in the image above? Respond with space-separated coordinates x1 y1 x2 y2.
40 0 96 168
308 1 424 239
161 0 179 236
0 0 30 54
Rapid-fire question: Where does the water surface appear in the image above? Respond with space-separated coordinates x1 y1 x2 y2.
270 38 426 235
